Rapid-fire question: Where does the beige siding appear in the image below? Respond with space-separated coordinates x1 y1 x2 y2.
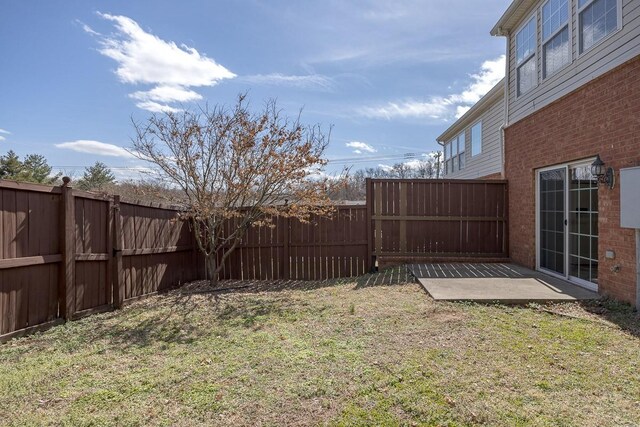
508 0 640 125
446 97 504 179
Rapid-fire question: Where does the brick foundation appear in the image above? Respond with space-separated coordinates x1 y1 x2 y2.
505 55 640 305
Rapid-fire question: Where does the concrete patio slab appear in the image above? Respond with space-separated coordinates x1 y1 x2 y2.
408 263 600 303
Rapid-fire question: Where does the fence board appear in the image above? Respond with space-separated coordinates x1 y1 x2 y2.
370 179 509 265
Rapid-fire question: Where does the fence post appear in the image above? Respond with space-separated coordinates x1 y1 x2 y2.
374 181 383 268
283 216 290 280
59 178 75 320
503 183 509 258
399 182 407 255
365 178 373 272
112 195 124 308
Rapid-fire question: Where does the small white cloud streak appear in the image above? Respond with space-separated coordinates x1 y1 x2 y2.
346 141 377 153
55 140 136 158
0 129 11 134
134 101 183 113
358 55 505 121
130 85 203 103
241 73 335 91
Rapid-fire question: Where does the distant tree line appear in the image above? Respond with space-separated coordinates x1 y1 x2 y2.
330 154 443 201
0 148 443 203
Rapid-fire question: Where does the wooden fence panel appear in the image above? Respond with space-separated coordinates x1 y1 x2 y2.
73 194 112 316
0 184 62 338
370 179 509 262
119 201 196 302
219 206 368 281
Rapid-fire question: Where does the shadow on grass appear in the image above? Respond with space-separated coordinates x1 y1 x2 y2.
86 267 417 349
176 266 417 295
577 298 640 339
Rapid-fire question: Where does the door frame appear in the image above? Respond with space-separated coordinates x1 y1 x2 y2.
535 158 598 292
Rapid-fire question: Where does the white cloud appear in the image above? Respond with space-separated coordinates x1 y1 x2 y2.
346 141 376 153
86 13 235 112
55 140 136 158
358 99 451 120
133 101 183 113
455 106 471 118
241 73 335 91
130 85 203 103
448 56 505 105
0 128 9 141
357 55 505 122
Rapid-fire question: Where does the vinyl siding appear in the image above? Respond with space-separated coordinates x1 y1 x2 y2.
507 0 640 124
445 97 504 179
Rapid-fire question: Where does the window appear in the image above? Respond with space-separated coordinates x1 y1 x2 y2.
542 0 570 78
579 0 618 53
470 122 482 156
516 16 537 96
444 141 453 175
457 133 465 170
445 135 465 173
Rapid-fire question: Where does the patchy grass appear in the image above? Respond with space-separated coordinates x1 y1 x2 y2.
1 267 639 426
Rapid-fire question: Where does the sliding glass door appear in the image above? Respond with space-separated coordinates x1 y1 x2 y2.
568 165 599 285
539 168 566 275
537 162 598 290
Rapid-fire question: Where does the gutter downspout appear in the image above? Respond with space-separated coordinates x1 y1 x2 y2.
500 32 510 180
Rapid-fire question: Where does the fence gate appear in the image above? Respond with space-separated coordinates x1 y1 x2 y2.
366 179 509 266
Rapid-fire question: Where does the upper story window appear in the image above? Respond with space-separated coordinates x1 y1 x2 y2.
457 132 465 170
516 16 537 96
470 122 482 156
445 133 465 174
542 0 570 78
579 0 619 53
444 141 453 175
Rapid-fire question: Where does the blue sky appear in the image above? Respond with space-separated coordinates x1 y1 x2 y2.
0 0 510 179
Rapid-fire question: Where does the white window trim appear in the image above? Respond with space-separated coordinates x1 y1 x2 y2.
534 158 598 292
541 0 572 80
577 0 623 57
515 12 538 99
470 120 483 157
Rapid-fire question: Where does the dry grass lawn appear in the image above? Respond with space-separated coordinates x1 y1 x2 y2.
1 267 639 426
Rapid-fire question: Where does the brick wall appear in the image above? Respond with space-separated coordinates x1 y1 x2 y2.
505 55 640 305
479 172 504 180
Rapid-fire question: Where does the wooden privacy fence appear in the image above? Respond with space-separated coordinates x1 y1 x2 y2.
0 180 200 342
367 179 509 266
1 177 508 342
215 206 369 281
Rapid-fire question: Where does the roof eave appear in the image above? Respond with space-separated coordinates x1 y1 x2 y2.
490 0 537 36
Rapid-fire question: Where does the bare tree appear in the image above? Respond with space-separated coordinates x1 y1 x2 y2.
132 94 339 285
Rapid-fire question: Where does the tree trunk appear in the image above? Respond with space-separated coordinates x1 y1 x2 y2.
206 254 218 287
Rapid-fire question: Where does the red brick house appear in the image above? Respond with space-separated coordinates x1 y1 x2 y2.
441 0 640 306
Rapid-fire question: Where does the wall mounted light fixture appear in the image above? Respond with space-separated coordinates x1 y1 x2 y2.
591 154 615 189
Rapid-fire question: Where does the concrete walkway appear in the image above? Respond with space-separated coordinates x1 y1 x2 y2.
409 263 600 303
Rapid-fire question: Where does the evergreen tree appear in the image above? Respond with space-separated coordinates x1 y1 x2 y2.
77 161 116 190
0 150 23 180
0 150 59 184
21 154 60 184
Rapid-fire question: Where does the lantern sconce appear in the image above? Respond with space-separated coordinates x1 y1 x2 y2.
590 154 615 189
